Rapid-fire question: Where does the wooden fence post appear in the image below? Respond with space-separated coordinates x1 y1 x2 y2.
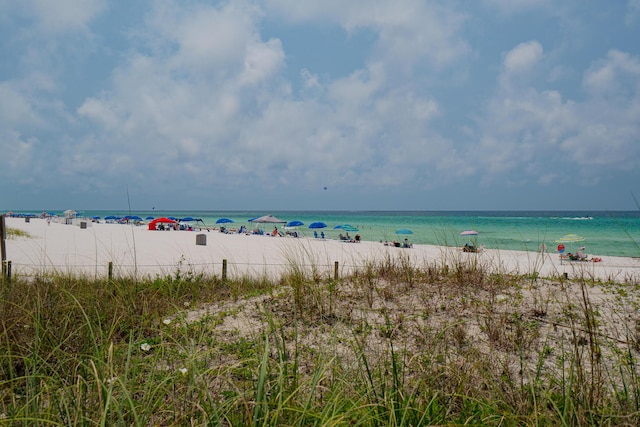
222 259 227 282
334 261 339 281
0 215 6 275
6 261 11 283
108 262 113 281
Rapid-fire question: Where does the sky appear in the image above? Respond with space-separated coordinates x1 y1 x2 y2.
1 0 639 212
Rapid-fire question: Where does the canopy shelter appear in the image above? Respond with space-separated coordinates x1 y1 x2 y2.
148 217 177 230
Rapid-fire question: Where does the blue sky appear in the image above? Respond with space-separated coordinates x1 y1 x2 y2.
1 0 639 211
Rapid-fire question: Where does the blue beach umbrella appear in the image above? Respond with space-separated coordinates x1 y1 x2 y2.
287 220 304 227
309 222 327 229
104 215 117 220
91 216 101 220
145 216 155 220
395 229 413 235
126 215 143 221
216 218 234 224
181 217 195 222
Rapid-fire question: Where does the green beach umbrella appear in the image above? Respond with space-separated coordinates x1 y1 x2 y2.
555 234 585 243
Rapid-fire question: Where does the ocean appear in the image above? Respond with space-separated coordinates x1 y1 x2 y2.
7 210 640 258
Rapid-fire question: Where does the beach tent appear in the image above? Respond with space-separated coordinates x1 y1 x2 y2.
148 217 177 230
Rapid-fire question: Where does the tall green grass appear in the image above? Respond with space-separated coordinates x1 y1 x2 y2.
1 253 640 425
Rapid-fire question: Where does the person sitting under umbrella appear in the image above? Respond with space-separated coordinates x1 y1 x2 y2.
463 242 477 252
575 246 587 261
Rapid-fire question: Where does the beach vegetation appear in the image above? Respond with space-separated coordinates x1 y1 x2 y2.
4 227 29 239
1 255 640 425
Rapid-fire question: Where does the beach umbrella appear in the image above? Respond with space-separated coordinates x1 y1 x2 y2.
287 220 304 227
145 216 155 220
395 229 413 235
308 222 327 229
216 218 234 224
180 217 195 222
460 230 479 236
104 215 117 220
555 234 585 243
333 225 343 229
251 215 287 224
125 215 143 221
168 217 178 221
91 216 101 220
342 225 359 232
151 217 177 224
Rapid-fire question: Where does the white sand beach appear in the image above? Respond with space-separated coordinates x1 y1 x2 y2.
4 217 640 283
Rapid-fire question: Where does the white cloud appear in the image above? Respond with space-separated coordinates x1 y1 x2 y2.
0 82 36 126
583 50 640 96
0 0 106 33
239 38 285 85
473 47 640 185
0 131 37 180
266 0 470 68
503 41 544 75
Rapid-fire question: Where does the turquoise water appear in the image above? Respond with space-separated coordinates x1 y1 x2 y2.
7 210 640 258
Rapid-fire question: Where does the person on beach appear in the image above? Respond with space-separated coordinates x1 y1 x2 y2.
272 226 278 236
575 246 587 261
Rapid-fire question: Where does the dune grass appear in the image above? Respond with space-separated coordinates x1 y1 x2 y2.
1 253 640 426
4 227 30 239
